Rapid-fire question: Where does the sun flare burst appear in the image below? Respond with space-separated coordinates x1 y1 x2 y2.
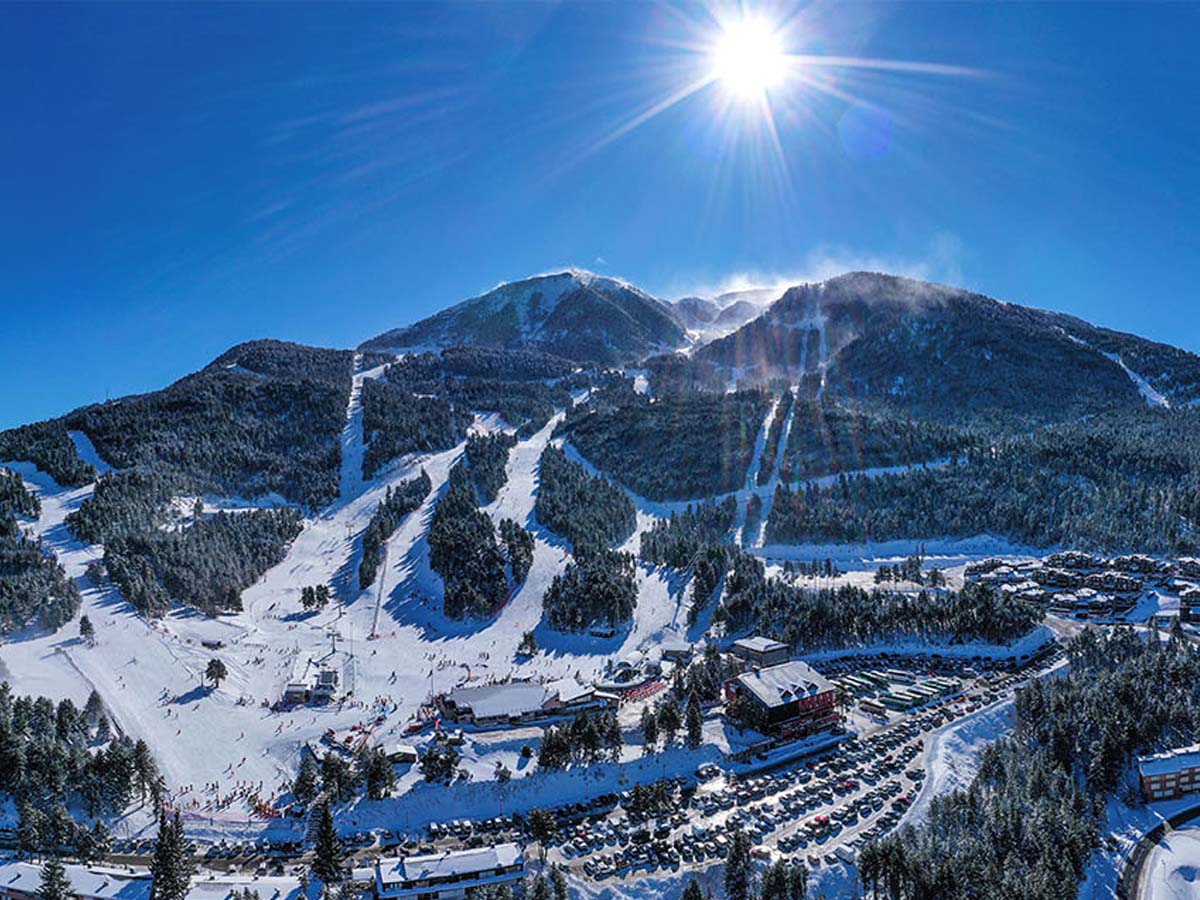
709 15 790 101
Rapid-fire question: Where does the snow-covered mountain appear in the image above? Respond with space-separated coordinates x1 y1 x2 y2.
670 287 780 341
695 271 1200 422
360 270 688 365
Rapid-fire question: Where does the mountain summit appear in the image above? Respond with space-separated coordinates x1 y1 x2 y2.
695 271 1200 423
360 270 688 364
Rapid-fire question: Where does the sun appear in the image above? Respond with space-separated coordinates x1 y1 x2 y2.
709 15 789 101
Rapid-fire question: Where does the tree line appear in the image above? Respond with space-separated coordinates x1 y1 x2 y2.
0 421 95 487
718 555 1042 649
380 349 572 442
537 709 622 769
361 378 472 480
639 498 737 569
557 387 774 502
68 341 354 509
358 471 432 590
101 508 303 616
0 517 79 634
757 390 795 485
0 684 162 854
543 547 637 633
464 432 517 504
767 407 1200 555
859 628 1200 899
428 461 534 620
535 445 635 553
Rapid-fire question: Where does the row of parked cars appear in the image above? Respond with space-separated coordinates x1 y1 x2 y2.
418 646 1064 881
582 684 992 880
109 836 307 861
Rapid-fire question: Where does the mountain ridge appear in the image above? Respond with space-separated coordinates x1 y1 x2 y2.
359 269 689 365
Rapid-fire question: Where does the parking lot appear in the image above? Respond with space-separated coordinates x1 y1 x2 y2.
544 646 1065 884
80 646 1064 888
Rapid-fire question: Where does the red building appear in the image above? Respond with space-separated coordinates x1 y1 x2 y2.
1139 744 1200 801
724 660 838 737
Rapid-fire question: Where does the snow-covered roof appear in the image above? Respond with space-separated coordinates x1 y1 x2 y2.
733 636 788 654
546 676 592 705
0 862 295 900
446 681 552 719
660 639 692 655
186 875 306 900
734 660 833 708
380 844 523 883
1139 744 1200 777
0 862 150 900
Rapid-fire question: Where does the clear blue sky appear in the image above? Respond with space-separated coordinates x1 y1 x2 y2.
3 2 1199 428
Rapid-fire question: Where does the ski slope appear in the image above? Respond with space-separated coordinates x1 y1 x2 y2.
0 403 691 837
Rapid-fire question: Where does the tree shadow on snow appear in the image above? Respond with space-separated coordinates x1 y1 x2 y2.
173 684 214 705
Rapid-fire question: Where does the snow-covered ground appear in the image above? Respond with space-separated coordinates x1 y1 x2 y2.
68 430 114 475
805 625 1056 665
1079 795 1200 900
0 408 692 839
1139 822 1200 900
734 397 781 546
1102 352 1171 409
902 700 1013 825
748 388 797 549
757 533 1044 572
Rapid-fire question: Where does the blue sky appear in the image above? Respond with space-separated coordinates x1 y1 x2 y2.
2 2 1199 428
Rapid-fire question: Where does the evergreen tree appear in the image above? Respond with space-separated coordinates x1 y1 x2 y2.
516 631 538 657
293 753 319 805
78 615 95 646
84 821 112 863
548 865 568 900
724 830 751 900
149 811 194 900
418 744 460 784
311 802 344 884
37 855 71 900
681 877 705 900
320 753 356 801
204 658 227 689
640 705 659 752
82 689 104 725
657 700 682 745
760 860 806 900
134 738 161 805
685 693 704 749
526 807 557 862
18 804 44 858
363 747 396 801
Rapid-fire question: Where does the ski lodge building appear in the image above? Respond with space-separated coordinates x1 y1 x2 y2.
1138 744 1200 801
724 659 839 738
373 844 525 900
437 677 616 727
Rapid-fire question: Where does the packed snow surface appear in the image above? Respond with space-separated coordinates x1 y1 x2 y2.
1103 352 1171 409
1141 823 1200 900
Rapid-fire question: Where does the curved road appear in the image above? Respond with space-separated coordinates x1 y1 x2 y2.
1117 802 1200 900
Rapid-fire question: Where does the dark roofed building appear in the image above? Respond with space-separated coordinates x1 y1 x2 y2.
731 635 789 668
